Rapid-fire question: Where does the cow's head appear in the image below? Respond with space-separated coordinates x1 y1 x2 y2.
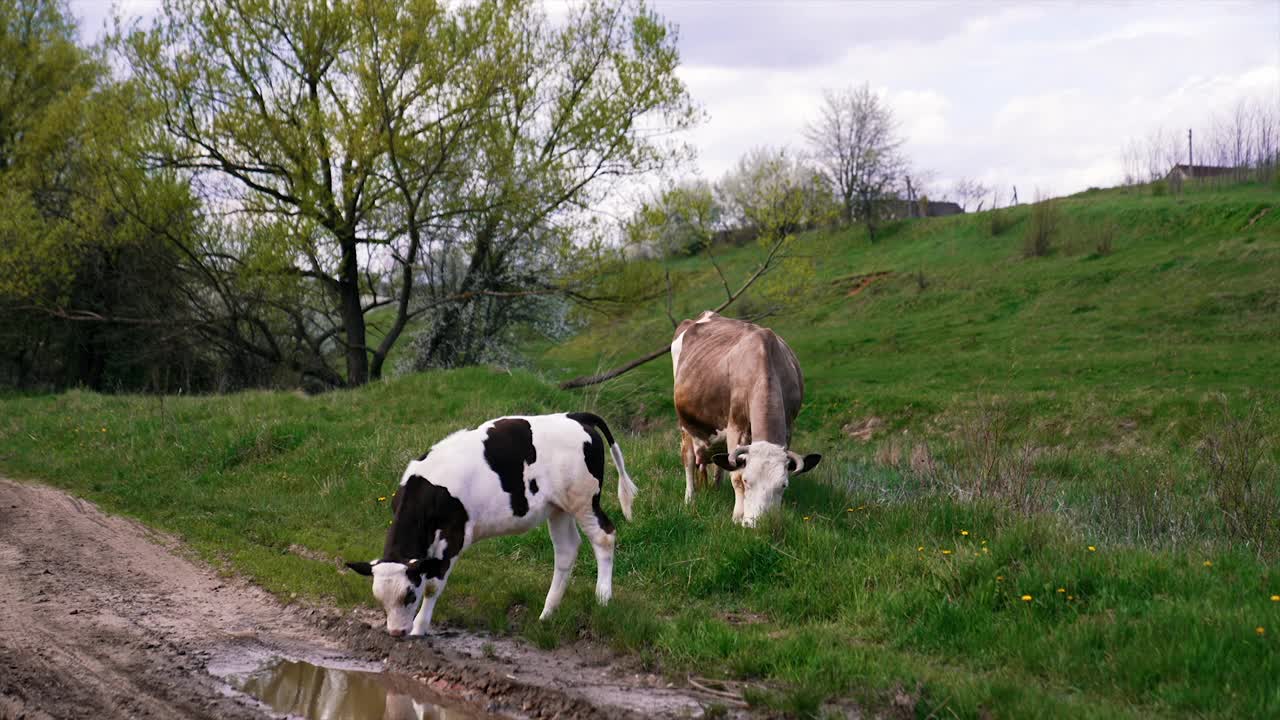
712 441 821 527
345 557 443 636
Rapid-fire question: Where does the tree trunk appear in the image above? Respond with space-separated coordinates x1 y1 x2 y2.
337 237 369 386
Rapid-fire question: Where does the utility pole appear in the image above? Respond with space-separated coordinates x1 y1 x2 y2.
1188 128 1193 168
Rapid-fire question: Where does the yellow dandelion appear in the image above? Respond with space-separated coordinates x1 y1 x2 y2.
1067 595 1075 601
100 427 107 433
1087 546 1096 552
982 547 990 554
1057 588 1066 593
1021 594 1033 602
981 540 988 545
961 530 969 536
1271 595 1279 602
857 505 866 510
941 549 952 555
803 516 811 521
846 507 854 512
377 496 387 502
1257 626 1266 637
917 546 924 552
1203 560 1213 567
996 575 1004 581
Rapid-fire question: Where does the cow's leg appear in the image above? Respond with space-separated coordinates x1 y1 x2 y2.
540 509 581 620
410 566 452 636
573 506 616 605
681 431 698 504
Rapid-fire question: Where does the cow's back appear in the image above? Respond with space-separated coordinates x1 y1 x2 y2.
672 313 803 445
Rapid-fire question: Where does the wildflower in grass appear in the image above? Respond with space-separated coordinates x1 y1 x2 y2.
1057 588 1066 593
100 427 107 433
996 575 1004 582
961 530 969 536
917 546 924 552
1067 595 1074 601
1203 560 1213 567
1271 595 1279 602
377 496 387 502
803 516 811 521
941 549 952 555
1257 626 1266 637
846 508 854 512
1021 594 1033 602
982 547 990 554
1087 546 1096 552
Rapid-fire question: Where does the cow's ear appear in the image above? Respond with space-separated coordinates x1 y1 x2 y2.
346 561 376 576
794 453 822 475
711 453 737 471
405 560 423 584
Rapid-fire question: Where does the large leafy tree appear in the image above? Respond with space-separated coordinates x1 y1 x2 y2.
0 0 200 390
123 0 696 386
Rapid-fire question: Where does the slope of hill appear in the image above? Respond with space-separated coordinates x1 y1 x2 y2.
2 183 1279 718
545 183 1280 449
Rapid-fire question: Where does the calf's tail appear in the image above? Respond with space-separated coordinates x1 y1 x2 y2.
567 412 638 521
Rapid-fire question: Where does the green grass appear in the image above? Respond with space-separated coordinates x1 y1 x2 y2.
3 182 1280 718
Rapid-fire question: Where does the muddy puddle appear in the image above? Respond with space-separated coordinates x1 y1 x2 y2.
221 656 483 720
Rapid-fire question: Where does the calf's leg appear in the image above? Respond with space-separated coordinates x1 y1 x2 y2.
540 510 582 620
411 567 452 636
574 507 616 606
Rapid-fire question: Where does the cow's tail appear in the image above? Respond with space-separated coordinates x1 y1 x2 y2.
568 412 638 521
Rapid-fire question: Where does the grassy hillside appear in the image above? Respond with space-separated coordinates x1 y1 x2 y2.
548 183 1279 441
3 183 1280 718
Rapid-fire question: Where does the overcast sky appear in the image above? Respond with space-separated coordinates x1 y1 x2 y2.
72 0 1279 200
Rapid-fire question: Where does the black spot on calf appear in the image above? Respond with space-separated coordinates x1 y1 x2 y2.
385 475 469 579
574 419 607 489
591 492 615 535
571 419 614 534
483 418 537 517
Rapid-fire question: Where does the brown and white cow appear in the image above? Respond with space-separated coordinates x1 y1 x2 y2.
672 311 821 526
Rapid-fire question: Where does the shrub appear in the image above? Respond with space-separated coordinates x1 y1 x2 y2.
1151 180 1168 196
1199 403 1278 557
1085 219 1117 257
1022 194 1059 257
988 208 1012 236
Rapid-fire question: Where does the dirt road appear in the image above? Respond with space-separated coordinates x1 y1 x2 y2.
0 478 725 720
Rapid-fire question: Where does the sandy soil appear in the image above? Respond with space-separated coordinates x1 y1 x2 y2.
0 478 734 720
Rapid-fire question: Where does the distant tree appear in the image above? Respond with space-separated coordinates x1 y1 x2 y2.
804 83 905 240
626 179 720 258
716 145 835 238
122 0 697 386
952 178 990 212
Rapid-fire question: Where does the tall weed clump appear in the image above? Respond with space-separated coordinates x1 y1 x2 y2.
1199 403 1278 557
1023 193 1059 257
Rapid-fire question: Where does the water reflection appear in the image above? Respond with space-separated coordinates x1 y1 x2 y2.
236 658 477 720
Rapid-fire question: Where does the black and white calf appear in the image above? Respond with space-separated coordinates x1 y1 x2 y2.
345 412 637 637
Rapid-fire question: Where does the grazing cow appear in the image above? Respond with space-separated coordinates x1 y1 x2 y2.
672 311 821 526
346 412 637 637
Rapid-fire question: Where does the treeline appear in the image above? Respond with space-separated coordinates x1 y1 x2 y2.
0 0 696 392
1120 97 1280 187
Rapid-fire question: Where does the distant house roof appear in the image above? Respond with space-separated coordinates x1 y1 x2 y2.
1167 164 1236 179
